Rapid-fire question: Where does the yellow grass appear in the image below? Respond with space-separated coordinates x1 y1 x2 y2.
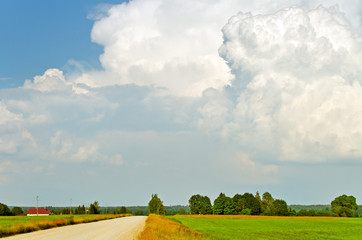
0 214 131 238
138 214 207 240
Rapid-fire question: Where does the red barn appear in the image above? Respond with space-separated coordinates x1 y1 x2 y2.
27 208 52 216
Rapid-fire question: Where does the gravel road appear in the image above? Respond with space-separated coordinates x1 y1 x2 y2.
3 216 147 240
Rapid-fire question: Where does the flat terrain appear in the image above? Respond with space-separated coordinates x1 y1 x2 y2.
172 215 362 239
3 216 146 240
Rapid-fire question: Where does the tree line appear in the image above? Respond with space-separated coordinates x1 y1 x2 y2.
148 192 360 217
0 201 133 216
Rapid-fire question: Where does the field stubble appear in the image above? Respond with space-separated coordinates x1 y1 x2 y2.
138 214 207 240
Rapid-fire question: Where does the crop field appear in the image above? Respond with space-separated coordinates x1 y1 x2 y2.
0 214 131 238
170 215 362 240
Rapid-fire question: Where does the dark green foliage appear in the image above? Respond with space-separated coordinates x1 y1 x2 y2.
232 193 261 215
261 192 274 214
74 205 86 214
11 207 23 215
148 194 166 215
224 199 236 215
241 208 252 215
189 194 213 215
232 194 245 214
296 208 331 216
273 199 289 216
289 204 331 212
89 201 100 214
288 208 297 216
255 192 262 206
331 195 358 217
178 208 186 215
61 208 71 214
214 193 235 215
0 203 12 216
134 210 146 215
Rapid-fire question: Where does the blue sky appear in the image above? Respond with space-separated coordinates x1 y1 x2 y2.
0 0 123 88
1 0 362 208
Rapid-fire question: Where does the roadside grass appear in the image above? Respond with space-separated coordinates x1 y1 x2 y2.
0 214 131 238
173 215 362 240
138 214 207 240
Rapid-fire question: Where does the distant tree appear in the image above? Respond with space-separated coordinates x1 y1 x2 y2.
74 205 86 214
61 208 70 214
255 192 262 206
0 203 11 216
178 208 186 215
273 199 289 216
232 194 245 214
134 210 146 216
189 194 213 215
120 206 129 214
262 192 274 215
243 193 261 215
148 194 166 215
214 193 235 215
331 195 358 217
288 208 297 216
11 206 24 215
233 193 261 215
241 208 252 215
89 201 100 214
224 198 236 215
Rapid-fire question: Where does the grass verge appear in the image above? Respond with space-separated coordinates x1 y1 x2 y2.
0 214 131 238
138 214 207 240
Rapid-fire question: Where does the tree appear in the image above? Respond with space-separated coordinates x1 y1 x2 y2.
232 193 261 215
273 199 288 216
232 194 245 214
255 192 262 206
0 203 12 216
189 194 213 215
331 195 358 217
178 208 186 215
89 201 100 214
75 205 86 214
120 206 129 214
262 192 274 215
243 193 261 215
11 206 24 216
214 193 235 215
148 194 166 215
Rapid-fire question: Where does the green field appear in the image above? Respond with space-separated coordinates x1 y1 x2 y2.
0 214 128 238
171 216 362 240
0 215 115 228
0 215 68 228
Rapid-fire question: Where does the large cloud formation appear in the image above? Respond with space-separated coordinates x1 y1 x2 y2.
76 0 362 96
213 6 362 162
2 0 362 205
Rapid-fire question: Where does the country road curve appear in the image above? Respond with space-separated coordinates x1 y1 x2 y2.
3 216 147 240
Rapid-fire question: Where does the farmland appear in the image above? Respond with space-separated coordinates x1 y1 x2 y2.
0 214 130 238
170 215 362 240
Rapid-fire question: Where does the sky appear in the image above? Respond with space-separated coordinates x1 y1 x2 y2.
1 0 362 208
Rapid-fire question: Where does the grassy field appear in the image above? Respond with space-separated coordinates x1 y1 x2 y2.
0 214 131 238
171 215 362 240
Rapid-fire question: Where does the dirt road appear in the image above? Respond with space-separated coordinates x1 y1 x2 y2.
4 216 146 240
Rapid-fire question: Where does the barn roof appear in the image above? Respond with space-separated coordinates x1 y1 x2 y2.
27 208 52 214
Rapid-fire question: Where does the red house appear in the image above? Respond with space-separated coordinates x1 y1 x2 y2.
27 208 52 216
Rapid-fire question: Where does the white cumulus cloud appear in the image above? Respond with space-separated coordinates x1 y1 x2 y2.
23 69 69 92
214 6 362 162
